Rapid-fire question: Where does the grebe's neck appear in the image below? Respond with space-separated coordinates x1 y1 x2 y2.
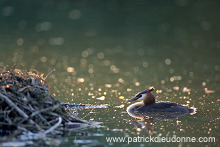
144 92 155 105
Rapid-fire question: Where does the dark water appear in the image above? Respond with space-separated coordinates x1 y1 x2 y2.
0 0 219 146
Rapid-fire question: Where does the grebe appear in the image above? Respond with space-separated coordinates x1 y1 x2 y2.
126 88 196 115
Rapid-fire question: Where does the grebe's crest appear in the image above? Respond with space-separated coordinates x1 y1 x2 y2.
126 88 154 102
135 88 154 96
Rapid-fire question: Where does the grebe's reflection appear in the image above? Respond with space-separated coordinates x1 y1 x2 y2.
125 110 195 134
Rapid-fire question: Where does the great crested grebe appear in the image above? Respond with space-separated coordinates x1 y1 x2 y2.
126 88 196 114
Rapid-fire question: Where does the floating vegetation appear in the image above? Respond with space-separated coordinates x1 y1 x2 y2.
114 104 125 109
61 103 109 109
0 68 96 146
204 88 215 94
96 96 105 101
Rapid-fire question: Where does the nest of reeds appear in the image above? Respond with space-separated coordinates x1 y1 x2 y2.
0 68 90 145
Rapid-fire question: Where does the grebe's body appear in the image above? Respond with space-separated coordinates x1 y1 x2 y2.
126 88 196 116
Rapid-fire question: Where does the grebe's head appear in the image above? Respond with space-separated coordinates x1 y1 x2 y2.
126 88 154 103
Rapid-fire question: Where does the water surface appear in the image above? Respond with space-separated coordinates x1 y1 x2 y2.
0 0 219 146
